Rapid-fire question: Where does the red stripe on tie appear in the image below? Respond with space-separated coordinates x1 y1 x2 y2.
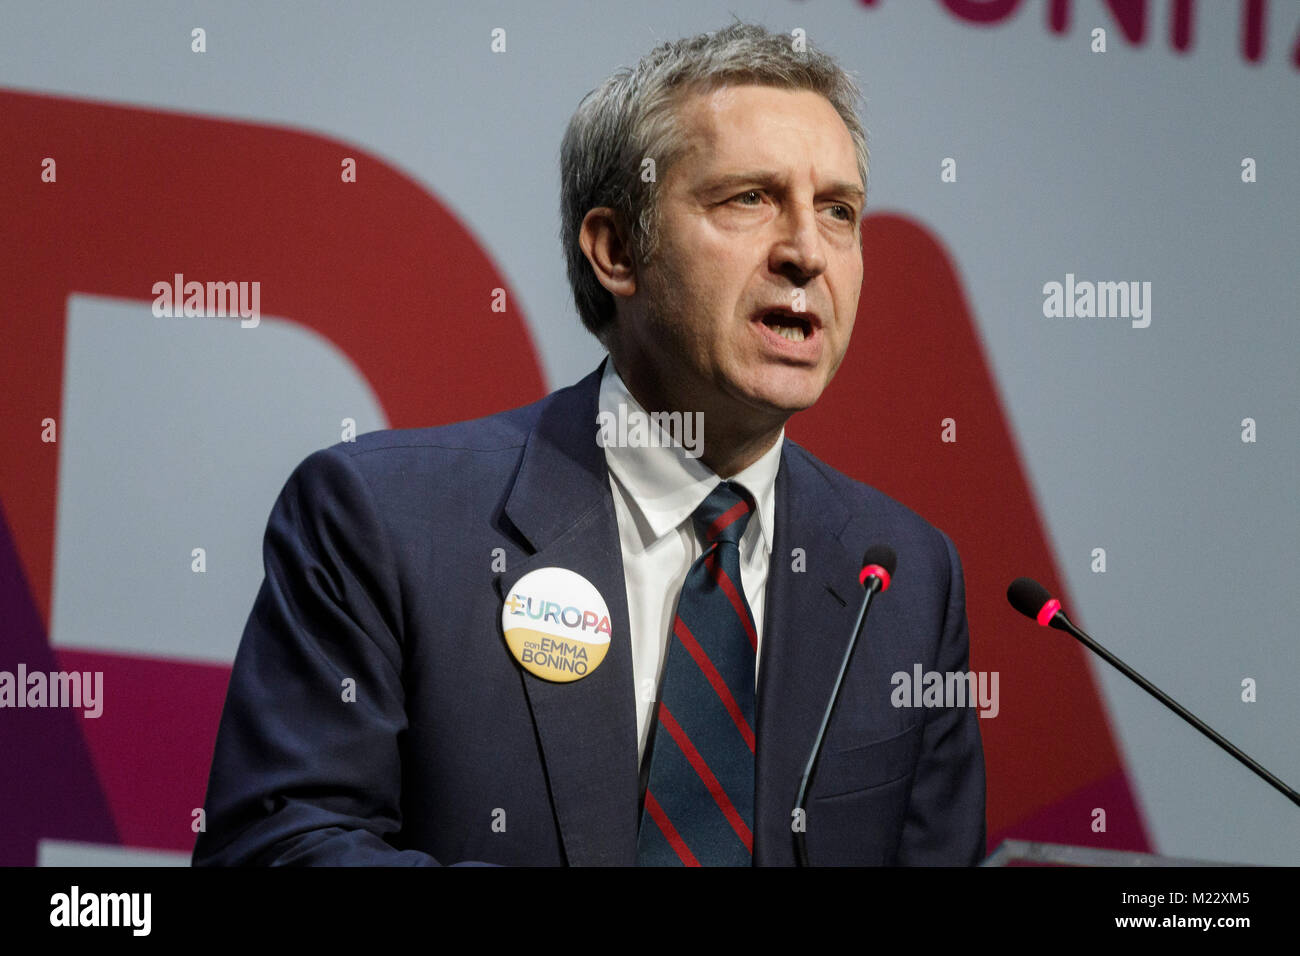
705 499 749 541
704 550 759 652
643 791 700 867
658 705 753 853
671 617 756 753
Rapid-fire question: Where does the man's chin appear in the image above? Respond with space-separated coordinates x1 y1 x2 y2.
736 370 830 417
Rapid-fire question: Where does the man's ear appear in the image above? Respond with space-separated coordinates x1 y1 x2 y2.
579 207 638 299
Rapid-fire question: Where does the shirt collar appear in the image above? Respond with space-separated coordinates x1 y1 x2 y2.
598 359 782 552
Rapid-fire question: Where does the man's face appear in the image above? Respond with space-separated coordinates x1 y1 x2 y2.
622 84 864 424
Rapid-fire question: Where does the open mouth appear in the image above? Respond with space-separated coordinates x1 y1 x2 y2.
759 310 814 343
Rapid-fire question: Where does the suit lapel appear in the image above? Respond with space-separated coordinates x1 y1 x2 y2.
496 366 640 865
754 444 865 865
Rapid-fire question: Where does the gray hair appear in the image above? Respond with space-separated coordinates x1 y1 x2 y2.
559 20 870 344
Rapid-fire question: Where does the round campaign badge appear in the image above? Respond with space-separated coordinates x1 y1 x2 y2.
501 567 612 682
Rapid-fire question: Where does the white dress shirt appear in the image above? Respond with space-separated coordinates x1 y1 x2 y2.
598 361 784 761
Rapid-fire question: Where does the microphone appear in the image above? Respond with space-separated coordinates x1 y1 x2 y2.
859 547 895 594
1007 577 1061 626
1007 577 1300 809
794 545 898 866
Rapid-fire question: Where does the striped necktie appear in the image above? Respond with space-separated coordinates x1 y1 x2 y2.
637 481 757 866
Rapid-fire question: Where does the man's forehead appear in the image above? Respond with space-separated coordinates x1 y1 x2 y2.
675 83 842 129
669 84 860 184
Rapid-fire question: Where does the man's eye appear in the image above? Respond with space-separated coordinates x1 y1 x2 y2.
828 204 856 221
731 190 763 205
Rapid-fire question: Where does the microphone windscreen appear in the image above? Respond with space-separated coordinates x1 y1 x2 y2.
861 545 897 577
1007 577 1053 620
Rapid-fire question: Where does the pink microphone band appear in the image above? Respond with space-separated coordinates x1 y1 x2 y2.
1036 598 1061 626
859 564 891 592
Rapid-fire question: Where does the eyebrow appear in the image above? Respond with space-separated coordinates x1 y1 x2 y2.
698 170 865 203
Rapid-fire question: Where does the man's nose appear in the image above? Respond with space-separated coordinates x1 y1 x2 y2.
771 202 827 281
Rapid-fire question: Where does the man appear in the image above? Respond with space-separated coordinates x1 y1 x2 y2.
194 22 985 867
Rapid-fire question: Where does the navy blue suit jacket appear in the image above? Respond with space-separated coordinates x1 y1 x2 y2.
193 366 986 866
